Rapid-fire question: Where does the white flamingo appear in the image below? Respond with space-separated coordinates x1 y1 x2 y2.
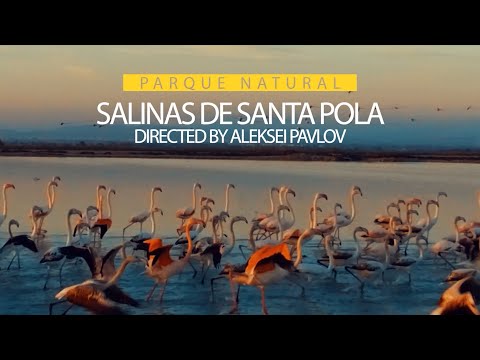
124 186 162 233
175 182 202 226
0 183 15 229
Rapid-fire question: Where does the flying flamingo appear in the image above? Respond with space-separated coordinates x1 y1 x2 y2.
218 241 296 315
143 217 205 302
176 182 202 226
0 183 15 229
124 186 162 233
0 219 38 270
431 276 480 315
49 255 142 315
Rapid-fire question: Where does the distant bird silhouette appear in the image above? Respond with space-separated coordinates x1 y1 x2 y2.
347 91 352 94
410 118 415 122
33 177 40 182
60 122 65 126
467 105 472 111
393 106 400 110
436 107 443 112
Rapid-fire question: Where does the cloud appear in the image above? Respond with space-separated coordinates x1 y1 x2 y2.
63 65 95 77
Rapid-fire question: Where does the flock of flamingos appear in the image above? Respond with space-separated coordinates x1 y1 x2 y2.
1 177 480 315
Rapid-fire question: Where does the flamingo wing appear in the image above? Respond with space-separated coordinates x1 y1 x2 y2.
246 243 291 275
64 284 127 315
104 285 139 307
149 244 174 268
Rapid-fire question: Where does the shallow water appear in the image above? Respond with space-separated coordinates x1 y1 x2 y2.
0 157 477 315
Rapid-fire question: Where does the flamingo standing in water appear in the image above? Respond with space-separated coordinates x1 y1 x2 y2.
40 208 91 289
323 185 363 245
124 186 162 233
0 183 15 229
252 187 280 223
31 178 60 236
90 188 116 241
144 217 205 302
176 183 202 228
49 255 142 315
128 207 163 252
0 219 38 270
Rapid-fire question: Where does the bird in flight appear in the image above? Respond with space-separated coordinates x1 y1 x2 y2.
33 177 40 182
467 105 472 111
436 107 443 112
410 118 415 122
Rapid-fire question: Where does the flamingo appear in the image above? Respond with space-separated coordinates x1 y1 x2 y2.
293 228 336 279
176 182 202 225
387 231 427 284
128 207 163 251
40 208 91 289
431 216 468 267
252 187 280 223
416 192 447 241
143 217 205 302
373 202 400 229
283 192 327 244
0 183 15 229
31 180 59 236
90 188 116 241
431 276 480 315
0 219 38 270
323 185 362 244
239 205 290 259
218 242 296 315
344 227 391 292
175 204 213 245
195 215 248 284
124 186 162 233
48 255 142 315
257 187 295 240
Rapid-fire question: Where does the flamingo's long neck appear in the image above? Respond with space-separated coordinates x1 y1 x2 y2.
349 191 357 221
226 220 237 252
192 185 198 214
97 187 104 219
2 187 7 218
48 184 56 211
66 213 74 246
182 222 195 264
218 219 226 243
283 192 295 226
201 207 210 223
107 191 113 219
224 186 231 213
277 208 285 240
150 210 156 237
429 203 440 228
311 194 320 229
269 189 276 215
8 223 15 238
386 205 394 217
294 230 308 267
105 258 134 288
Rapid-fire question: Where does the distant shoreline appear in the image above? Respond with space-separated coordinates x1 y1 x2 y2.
1 143 480 163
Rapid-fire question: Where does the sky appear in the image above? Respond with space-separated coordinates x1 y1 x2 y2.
0 45 479 129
